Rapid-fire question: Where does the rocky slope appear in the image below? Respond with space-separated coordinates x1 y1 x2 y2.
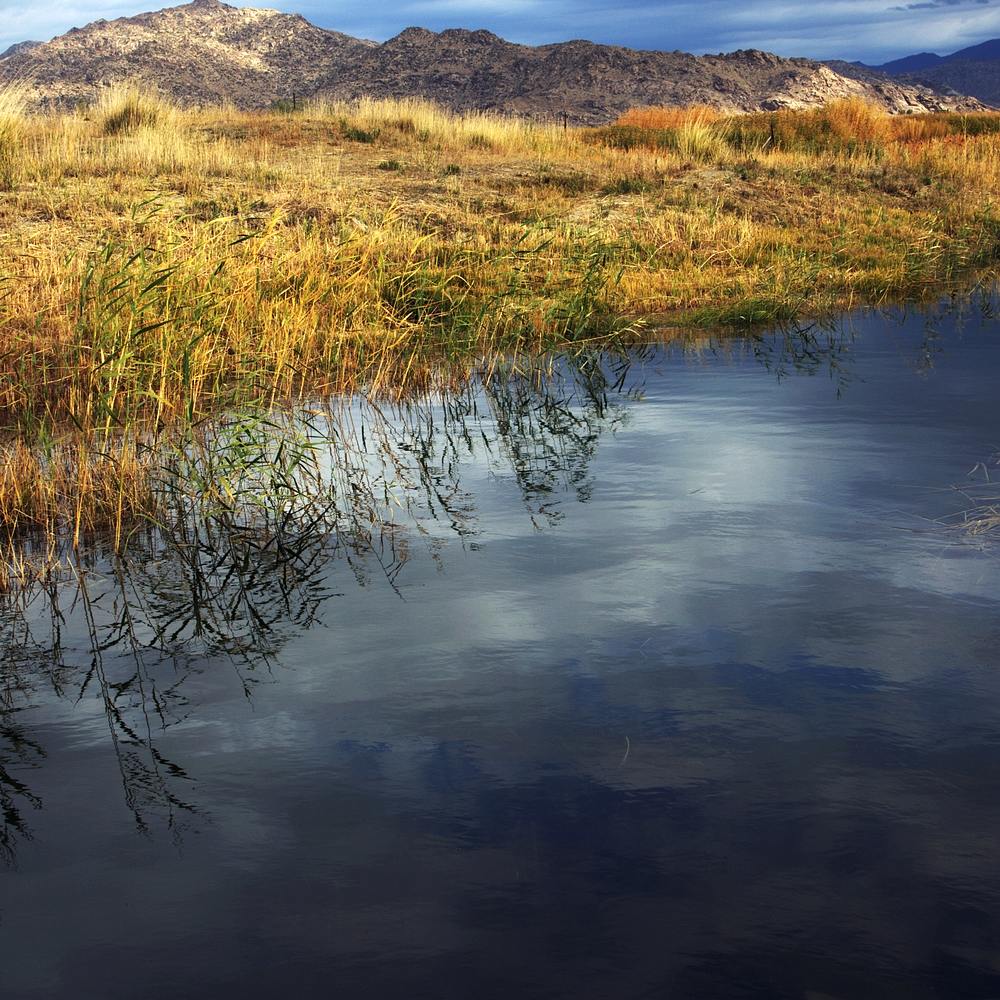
0 0 374 109
0 0 987 119
0 41 41 60
323 29 985 122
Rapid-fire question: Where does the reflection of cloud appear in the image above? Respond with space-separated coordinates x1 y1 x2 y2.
5 299 1000 995
3 0 1000 67
8 584 1000 996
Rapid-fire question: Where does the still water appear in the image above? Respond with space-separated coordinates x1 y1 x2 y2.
2 293 1000 999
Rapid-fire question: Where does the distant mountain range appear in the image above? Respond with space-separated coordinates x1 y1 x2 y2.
849 38 1000 108
0 0 992 122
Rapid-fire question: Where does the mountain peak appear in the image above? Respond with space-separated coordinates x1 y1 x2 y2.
388 27 437 44
0 40 40 59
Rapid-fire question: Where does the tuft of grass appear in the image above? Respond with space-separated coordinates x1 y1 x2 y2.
313 96 576 156
95 82 175 135
536 170 592 194
673 117 729 161
602 175 652 195
340 121 380 143
612 105 728 161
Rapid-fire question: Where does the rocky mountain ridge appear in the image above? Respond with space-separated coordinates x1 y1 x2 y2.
323 28 986 121
0 0 374 109
0 0 989 121
863 39 1000 108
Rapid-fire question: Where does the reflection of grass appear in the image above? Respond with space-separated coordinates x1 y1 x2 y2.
1 89 1000 553
0 343 640 588
955 454 1000 540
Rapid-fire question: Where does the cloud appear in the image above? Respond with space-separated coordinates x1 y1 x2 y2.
1 0 999 63
891 0 992 11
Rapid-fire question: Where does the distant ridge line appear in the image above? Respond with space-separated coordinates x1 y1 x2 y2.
0 0 991 121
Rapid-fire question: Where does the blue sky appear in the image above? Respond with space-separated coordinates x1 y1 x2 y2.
2 0 999 63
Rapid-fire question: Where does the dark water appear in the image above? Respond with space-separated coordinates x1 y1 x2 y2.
3 292 1000 999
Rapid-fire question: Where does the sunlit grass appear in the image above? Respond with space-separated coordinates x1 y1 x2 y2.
1 87 999 553
0 81 29 190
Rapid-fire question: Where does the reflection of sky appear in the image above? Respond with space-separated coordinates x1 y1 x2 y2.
3 301 1000 998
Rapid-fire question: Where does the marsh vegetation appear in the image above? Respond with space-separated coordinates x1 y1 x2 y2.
0 85 999 556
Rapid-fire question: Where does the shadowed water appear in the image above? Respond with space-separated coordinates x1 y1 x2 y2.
2 290 1000 999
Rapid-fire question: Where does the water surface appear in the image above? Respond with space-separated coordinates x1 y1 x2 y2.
2 293 1000 999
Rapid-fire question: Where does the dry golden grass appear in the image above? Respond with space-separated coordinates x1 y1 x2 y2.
94 82 178 136
0 81 30 190
0 89 999 553
616 105 723 130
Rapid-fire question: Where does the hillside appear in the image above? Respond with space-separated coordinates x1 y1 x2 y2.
0 0 375 110
322 28 985 122
0 0 988 120
904 61 1000 109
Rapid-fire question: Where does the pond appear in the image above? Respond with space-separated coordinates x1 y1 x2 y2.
2 290 999 999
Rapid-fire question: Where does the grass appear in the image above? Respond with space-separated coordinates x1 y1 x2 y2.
96 83 176 136
0 82 29 190
0 90 999 558
949 452 1000 539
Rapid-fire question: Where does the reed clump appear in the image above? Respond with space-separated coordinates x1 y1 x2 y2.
0 91 999 551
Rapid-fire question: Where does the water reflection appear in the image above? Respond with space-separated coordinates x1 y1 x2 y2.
0 346 649 858
0 305 995 859
1 295 999 999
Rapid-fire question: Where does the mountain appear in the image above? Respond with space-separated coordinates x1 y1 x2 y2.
903 61 1000 109
875 38 1000 72
0 0 987 121
876 52 944 75
938 39 1000 63
0 0 375 110
863 38 1000 108
0 41 41 59
322 29 985 121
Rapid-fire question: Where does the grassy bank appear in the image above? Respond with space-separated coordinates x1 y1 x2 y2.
1 87 999 556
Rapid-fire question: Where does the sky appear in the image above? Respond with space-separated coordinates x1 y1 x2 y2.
1 0 999 63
